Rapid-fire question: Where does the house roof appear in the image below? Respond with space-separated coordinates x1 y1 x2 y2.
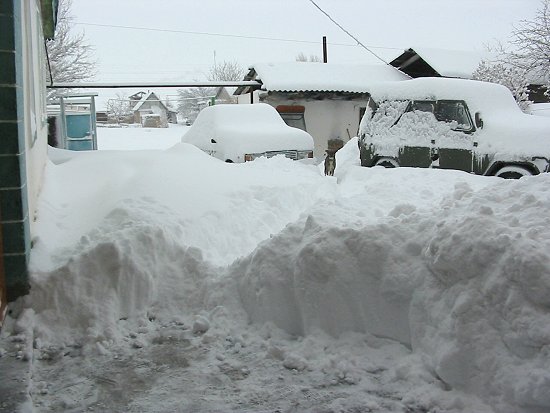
132 91 169 112
234 62 410 95
390 47 496 79
390 47 547 85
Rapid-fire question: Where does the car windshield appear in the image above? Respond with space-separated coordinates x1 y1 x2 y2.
411 101 435 113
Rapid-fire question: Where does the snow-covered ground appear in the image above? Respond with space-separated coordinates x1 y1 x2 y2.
96 123 189 150
2 126 550 413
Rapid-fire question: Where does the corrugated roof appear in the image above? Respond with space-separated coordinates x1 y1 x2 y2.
247 62 410 93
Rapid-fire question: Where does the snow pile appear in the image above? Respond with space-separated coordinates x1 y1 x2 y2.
232 171 550 412
27 143 332 346
415 178 550 412
233 163 550 412
5 135 550 412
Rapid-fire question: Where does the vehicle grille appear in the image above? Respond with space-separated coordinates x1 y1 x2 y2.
265 150 300 160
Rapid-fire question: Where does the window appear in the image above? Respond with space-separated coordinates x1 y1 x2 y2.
434 100 473 132
276 105 306 131
411 101 435 113
408 100 474 132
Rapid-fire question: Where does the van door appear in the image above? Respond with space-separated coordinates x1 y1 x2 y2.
433 100 475 172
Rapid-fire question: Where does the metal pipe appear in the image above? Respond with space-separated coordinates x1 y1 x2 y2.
47 81 262 89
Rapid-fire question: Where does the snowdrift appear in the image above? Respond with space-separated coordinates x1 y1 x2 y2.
234 172 550 413
9 139 550 413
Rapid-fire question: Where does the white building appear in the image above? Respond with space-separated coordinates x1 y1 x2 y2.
234 62 409 157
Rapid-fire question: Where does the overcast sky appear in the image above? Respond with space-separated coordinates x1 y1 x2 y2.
69 0 541 84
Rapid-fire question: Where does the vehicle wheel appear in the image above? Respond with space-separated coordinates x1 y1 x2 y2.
225 159 234 163
374 158 399 168
495 165 533 179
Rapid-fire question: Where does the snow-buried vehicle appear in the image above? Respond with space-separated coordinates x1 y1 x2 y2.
359 78 550 178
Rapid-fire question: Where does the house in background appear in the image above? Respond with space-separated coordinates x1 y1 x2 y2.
234 62 410 157
1 0 58 313
214 87 237 105
129 91 177 127
390 47 549 103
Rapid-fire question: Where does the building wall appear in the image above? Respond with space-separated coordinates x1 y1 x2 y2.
136 99 168 127
238 92 368 158
0 0 49 300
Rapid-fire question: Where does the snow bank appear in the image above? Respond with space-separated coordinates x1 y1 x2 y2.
234 143 550 412
414 177 550 412
27 143 332 345
12 136 550 412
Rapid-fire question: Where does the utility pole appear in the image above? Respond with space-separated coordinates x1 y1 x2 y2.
323 36 327 63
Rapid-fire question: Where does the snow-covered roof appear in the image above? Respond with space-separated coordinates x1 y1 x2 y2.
399 47 495 79
243 62 410 93
132 91 168 112
390 47 546 84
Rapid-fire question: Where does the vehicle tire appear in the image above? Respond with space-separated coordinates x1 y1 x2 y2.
494 165 533 179
374 158 399 168
225 159 234 163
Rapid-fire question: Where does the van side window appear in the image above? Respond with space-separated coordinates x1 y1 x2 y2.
435 101 473 132
410 101 435 113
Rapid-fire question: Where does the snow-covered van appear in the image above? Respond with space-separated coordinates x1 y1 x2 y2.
359 78 550 178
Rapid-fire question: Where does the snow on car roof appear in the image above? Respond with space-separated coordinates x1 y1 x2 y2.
252 62 410 93
369 77 521 114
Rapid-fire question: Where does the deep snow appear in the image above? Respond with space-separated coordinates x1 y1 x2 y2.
1 126 549 413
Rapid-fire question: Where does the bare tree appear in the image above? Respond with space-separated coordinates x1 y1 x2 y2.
473 60 532 111
177 87 216 123
472 1 550 111
178 60 246 122
508 0 550 83
45 0 96 96
296 52 322 62
105 93 132 124
207 60 246 82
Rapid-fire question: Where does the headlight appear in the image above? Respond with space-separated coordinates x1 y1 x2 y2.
244 153 263 162
296 150 313 159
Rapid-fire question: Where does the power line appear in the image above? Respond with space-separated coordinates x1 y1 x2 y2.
74 21 402 51
307 0 390 64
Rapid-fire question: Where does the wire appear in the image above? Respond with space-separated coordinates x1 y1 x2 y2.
74 21 402 51
307 0 389 64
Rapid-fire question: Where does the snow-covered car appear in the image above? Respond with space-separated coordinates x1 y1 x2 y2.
181 103 314 163
359 78 550 178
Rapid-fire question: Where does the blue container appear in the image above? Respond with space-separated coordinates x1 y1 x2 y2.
66 114 93 151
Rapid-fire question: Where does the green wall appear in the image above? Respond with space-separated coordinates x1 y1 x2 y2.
0 0 31 301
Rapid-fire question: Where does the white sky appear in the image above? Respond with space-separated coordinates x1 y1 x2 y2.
70 0 541 83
